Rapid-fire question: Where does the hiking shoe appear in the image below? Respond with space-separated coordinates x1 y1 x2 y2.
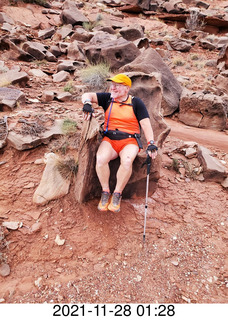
108 192 122 212
98 191 111 211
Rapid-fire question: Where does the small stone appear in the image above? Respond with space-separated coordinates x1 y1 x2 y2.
0 263 10 277
34 277 43 287
23 182 35 189
2 221 19 230
30 222 42 233
55 234 65 246
135 275 142 282
171 258 179 266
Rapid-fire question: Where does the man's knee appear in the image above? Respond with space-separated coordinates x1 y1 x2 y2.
96 152 109 167
120 155 134 170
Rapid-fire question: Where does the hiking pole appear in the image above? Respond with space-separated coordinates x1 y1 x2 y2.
143 151 151 242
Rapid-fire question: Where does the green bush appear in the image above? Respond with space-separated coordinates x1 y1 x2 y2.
62 118 78 135
80 63 110 90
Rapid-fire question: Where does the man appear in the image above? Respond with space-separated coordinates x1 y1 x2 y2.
82 73 158 213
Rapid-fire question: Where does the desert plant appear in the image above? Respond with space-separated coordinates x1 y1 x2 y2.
62 118 78 135
80 62 110 90
83 14 103 32
185 11 205 31
173 58 185 66
64 81 75 94
56 157 78 180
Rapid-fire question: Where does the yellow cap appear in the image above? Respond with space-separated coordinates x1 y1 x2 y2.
107 73 132 87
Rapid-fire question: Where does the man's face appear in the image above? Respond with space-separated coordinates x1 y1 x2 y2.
110 82 130 100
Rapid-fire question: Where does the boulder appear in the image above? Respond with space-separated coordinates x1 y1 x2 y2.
38 26 56 40
179 88 227 130
7 119 64 151
84 36 141 71
75 72 170 202
214 74 228 95
67 41 85 60
162 0 187 13
71 27 93 42
121 48 183 116
52 70 69 83
0 87 25 111
198 146 227 183
22 42 47 60
217 44 228 70
33 153 71 205
0 116 8 149
119 24 144 41
60 0 89 25
0 70 29 87
0 12 14 25
168 37 194 52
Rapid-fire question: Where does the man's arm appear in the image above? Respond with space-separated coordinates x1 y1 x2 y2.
140 118 154 143
81 92 98 104
140 118 158 159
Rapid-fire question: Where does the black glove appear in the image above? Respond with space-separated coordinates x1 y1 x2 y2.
146 142 158 153
83 102 94 114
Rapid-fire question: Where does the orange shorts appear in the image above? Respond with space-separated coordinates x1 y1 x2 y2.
103 137 139 154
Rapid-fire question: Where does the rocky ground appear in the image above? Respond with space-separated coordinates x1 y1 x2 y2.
0 0 227 307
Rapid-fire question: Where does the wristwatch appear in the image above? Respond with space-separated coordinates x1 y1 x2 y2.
147 140 154 145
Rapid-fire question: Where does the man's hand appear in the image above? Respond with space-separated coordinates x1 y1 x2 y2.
146 142 158 159
83 102 94 120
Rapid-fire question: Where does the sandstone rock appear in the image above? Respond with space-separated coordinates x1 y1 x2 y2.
28 69 49 78
121 48 183 116
45 51 58 62
199 39 217 50
53 24 72 40
71 27 93 42
33 152 71 205
67 41 85 60
0 70 29 87
169 37 194 52
0 87 25 111
56 92 72 102
221 177 228 188
38 26 56 40
214 74 228 95
22 41 47 60
85 36 141 71
119 24 144 41
198 146 227 183
7 119 64 151
163 0 187 13
179 88 227 130
52 70 69 82
2 221 19 230
55 234 65 246
42 90 55 102
57 60 82 72
0 263 10 277
30 222 42 233
217 44 228 69
60 0 89 25
0 12 14 25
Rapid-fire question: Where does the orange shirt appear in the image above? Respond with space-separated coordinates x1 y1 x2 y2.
104 96 140 134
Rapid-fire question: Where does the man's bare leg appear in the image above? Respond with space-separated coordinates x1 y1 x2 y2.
114 144 139 193
107 144 139 212
96 140 118 192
